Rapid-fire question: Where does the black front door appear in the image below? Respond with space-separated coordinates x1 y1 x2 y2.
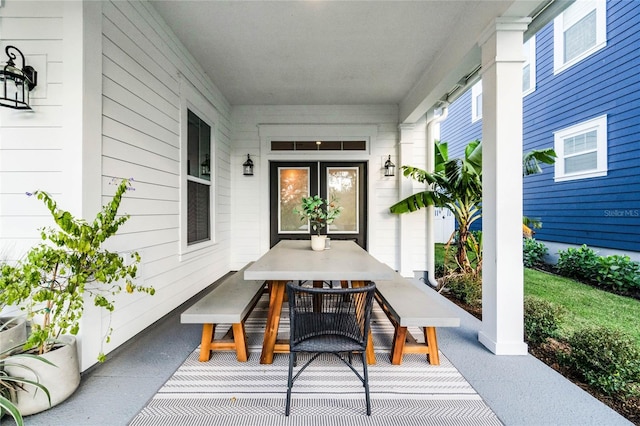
269 161 367 248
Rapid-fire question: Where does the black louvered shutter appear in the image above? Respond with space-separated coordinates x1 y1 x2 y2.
188 180 210 244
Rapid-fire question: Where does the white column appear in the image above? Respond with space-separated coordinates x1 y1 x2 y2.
424 108 447 286
398 123 415 277
64 0 104 370
478 17 530 355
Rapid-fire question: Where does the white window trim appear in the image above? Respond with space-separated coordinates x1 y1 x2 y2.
179 78 218 260
523 36 536 97
553 0 607 74
554 114 607 182
471 81 482 123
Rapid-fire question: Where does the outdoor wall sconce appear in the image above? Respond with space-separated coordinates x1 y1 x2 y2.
243 154 254 176
384 155 396 177
0 45 38 110
200 154 210 176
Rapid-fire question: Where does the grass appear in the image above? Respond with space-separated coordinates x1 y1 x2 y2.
524 268 640 346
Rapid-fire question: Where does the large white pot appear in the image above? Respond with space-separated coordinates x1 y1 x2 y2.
6 335 81 416
310 235 327 251
0 317 27 354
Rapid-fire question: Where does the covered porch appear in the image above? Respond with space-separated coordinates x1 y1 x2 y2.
1 0 566 379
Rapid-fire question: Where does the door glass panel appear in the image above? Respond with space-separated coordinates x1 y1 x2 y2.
327 167 358 234
278 167 310 233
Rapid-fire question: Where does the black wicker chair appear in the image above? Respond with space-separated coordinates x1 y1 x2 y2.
285 281 376 416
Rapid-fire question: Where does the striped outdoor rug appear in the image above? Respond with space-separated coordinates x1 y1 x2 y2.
130 295 502 426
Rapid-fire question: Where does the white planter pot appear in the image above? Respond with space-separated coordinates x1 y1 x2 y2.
6 335 81 416
0 317 27 354
310 235 327 251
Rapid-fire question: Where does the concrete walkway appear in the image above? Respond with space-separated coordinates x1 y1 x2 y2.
437 297 631 425
24 278 631 426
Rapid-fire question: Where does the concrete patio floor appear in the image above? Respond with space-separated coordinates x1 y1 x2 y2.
23 277 632 426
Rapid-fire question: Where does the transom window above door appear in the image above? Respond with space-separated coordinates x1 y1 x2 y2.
271 140 366 151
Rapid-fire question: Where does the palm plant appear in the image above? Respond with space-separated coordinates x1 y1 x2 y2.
523 148 557 176
389 140 555 275
390 140 482 273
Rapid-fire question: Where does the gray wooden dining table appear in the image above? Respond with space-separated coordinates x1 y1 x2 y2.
244 240 394 364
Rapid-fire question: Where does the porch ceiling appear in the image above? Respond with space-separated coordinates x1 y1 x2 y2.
150 1 546 117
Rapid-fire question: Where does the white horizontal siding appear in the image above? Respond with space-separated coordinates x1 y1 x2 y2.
102 138 180 177
103 117 178 160
0 1 64 17
0 172 64 196
102 156 178 188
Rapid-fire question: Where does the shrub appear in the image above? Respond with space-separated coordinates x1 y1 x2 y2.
556 245 640 293
444 273 482 307
523 238 548 268
559 326 640 398
523 296 564 344
556 245 599 279
594 255 640 292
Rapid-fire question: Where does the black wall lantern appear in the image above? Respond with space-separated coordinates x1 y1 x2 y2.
384 155 395 177
243 154 254 176
200 154 210 176
0 45 38 110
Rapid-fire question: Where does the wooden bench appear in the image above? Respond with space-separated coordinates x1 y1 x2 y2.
181 262 265 362
375 267 460 365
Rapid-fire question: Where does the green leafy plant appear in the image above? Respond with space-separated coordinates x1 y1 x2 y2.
0 345 53 426
556 245 640 294
522 148 557 176
523 296 565 344
556 245 599 279
442 273 482 307
294 195 343 236
559 326 640 398
594 255 640 292
523 238 548 268
0 178 155 361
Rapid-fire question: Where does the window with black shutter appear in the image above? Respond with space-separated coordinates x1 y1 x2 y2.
187 110 211 244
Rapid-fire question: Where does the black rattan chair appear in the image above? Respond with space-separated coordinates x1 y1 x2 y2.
285 281 376 416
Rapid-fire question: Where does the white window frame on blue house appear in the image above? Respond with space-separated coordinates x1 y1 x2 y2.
554 114 608 182
179 79 218 259
553 0 606 74
471 81 482 123
522 35 536 96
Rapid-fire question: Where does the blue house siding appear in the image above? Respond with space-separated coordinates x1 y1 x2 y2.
440 90 482 154
441 0 640 252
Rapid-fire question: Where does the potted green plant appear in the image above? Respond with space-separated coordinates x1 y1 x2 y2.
0 344 52 426
0 178 155 415
295 195 343 251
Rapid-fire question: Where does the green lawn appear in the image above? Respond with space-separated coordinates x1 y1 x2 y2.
524 268 640 346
